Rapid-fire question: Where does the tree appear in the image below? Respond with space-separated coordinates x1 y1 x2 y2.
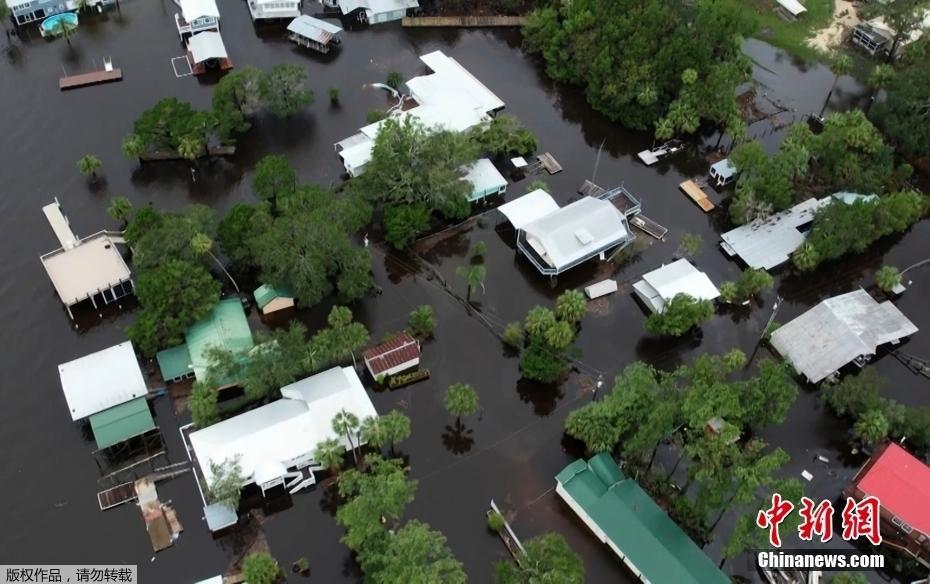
853 409 890 447
367 109 388 124
381 410 411 454
384 203 431 249
125 98 217 156
217 203 258 267
502 321 524 349
314 437 345 475
720 268 773 303
867 64 895 113
524 306 556 339
259 64 313 117
487 511 505 532
676 233 702 258
189 381 219 428
871 62 930 157
468 114 537 156
875 265 901 293
127 260 220 356
862 0 930 61
77 154 102 178
107 196 133 224
555 290 586 324
644 293 713 336
360 415 387 453
471 240 487 259
565 402 619 453
525 179 549 193
329 86 340 105
444 383 479 423
122 134 145 160
212 66 262 136
822 54 853 116
456 264 486 302
312 305 369 366
242 551 280 584
408 305 436 338
495 532 584 584
191 233 240 293
386 71 404 90
519 342 567 383
366 520 466 584
333 410 361 464
208 456 244 511
252 155 298 212
178 134 204 162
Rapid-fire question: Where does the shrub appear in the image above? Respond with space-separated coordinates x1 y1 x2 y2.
502 322 524 349
408 305 435 337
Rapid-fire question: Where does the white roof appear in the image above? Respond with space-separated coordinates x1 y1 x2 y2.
41 233 132 307
633 259 720 313
719 198 830 270
42 200 78 250
188 31 228 64
189 367 377 486
522 197 631 271
463 159 506 195
58 342 147 421
339 0 419 17
412 51 504 113
776 0 807 16
771 289 919 383
498 189 560 230
287 15 342 42
710 158 738 180
180 0 219 20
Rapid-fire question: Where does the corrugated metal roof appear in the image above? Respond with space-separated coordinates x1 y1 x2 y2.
286 15 342 43
188 31 228 64
497 189 560 230
635 259 720 313
156 344 193 381
362 333 420 376
253 283 295 311
186 298 254 381
857 443 930 535
58 341 147 421
556 454 729 584
89 397 156 449
770 289 919 383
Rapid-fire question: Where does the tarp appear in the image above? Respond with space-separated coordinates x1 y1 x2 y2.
497 189 559 230
189 31 228 64
89 397 156 449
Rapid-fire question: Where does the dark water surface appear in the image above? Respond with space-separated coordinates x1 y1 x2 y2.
1 3 926 583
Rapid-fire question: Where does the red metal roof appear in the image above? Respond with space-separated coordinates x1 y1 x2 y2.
362 333 420 376
857 442 930 534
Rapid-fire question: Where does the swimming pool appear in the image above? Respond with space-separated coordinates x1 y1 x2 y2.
40 12 79 37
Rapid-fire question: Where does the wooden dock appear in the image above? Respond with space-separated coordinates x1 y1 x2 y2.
630 214 668 240
679 180 715 212
537 152 562 174
98 481 138 510
402 15 526 27
578 180 606 198
59 68 123 91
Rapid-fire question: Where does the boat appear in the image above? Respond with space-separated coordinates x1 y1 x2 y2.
637 139 685 166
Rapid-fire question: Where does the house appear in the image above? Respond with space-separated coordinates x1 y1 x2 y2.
770 289 918 383
556 454 729 584
187 31 232 75
719 197 830 271
362 333 421 379
709 158 738 187
844 442 930 566
335 50 504 177
326 0 419 24
247 0 300 21
39 199 133 319
6 0 114 26
851 12 930 58
58 342 157 450
253 283 295 315
462 158 507 203
632 259 720 313
499 190 635 276
175 0 220 38
187 366 377 517
156 298 255 385
287 15 343 53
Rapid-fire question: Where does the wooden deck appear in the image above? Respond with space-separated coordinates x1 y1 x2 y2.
538 152 562 174
59 69 123 91
630 214 669 240
578 179 606 198
97 481 137 510
402 15 526 27
679 180 715 212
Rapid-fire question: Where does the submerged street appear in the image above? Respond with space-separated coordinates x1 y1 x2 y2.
1 2 927 582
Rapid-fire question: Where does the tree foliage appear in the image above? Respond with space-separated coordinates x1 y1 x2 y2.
468 114 537 157
444 383 479 420
242 551 280 584
871 59 930 157
190 380 219 428
519 302 579 383
259 63 313 118
495 532 584 584
555 290 587 324
252 154 297 210
720 268 773 303
875 265 901 292
107 196 133 223
408 305 436 338
212 65 262 136
644 293 713 336
77 154 102 177
207 456 244 511
123 97 218 157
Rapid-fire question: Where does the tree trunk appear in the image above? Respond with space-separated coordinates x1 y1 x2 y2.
820 76 839 117
344 430 358 464
207 250 240 293
647 445 659 474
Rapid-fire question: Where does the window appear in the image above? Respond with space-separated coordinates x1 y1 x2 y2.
892 516 914 534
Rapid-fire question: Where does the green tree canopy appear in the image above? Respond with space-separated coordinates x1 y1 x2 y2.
207 455 244 510
875 265 902 292
124 97 218 156
107 196 133 223
259 63 313 117
644 293 713 336
337 455 418 553
242 551 280 584
368 520 466 584
495 533 584 584
252 154 298 211
468 114 537 157
408 305 436 338
212 65 262 136
77 154 102 177
444 383 479 421
555 289 587 324
871 60 930 157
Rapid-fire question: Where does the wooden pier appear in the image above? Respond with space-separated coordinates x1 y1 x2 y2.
630 214 668 240
59 68 123 91
402 15 526 27
537 152 562 174
678 180 715 212
578 179 606 198
98 481 138 510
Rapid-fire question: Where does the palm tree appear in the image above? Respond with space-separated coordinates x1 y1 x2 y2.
332 409 360 464
792 242 819 272
821 54 852 116
875 265 901 293
456 264 486 302
853 409 889 447
178 135 204 161
313 438 344 475
48 17 77 46
544 320 575 350
360 415 386 453
122 134 145 160
191 233 240 293
107 196 133 225
381 410 411 455
555 290 587 324
77 154 102 178
443 383 479 425
867 64 894 113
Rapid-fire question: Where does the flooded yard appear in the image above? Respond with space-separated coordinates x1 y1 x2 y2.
1 2 926 582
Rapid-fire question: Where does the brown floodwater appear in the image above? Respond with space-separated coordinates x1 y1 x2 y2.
1 4 925 583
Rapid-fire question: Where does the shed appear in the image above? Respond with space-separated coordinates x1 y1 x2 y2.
632 259 720 313
709 158 738 187
497 189 560 230
58 341 148 421
776 0 807 17
287 15 343 52
362 333 421 378
156 344 194 383
89 397 156 450
770 289 918 383
584 279 618 299
556 454 729 584
463 158 507 202
188 31 228 65
202 503 238 532
253 283 295 315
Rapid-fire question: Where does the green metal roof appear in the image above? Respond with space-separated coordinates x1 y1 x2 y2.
89 397 156 449
253 283 294 310
557 454 729 584
186 298 254 380
156 344 193 381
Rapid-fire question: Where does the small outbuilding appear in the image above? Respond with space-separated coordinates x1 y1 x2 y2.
709 158 738 187
328 0 419 24
187 31 232 74
253 283 295 315
362 333 421 379
770 289 918 383
632 259 720 313
287 15 343 53
248 0 300 21
775 0 807 18
463 158 507 202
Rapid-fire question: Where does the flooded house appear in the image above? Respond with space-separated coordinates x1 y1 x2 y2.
39 199 134 319
186 366 377 530
462 158 507 203
286 15 343 54
323 0 419 24
556 454 729 584
632 259 721 313
335 50 505 177
709 158 738 188
253 283 295 316
174 0 220 38
362 332 421 380
770 289 918 384
844 442 930 566
247 0 300 22
58 342 157 451
498 190 635 277
6 0 113 26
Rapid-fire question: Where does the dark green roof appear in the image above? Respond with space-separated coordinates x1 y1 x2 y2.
186 298 254 380
89 397 156 449
156 344 193 381
557 453 729 584
253 283 294 310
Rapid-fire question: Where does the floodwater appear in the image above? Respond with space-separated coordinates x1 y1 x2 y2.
0 3 926 583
